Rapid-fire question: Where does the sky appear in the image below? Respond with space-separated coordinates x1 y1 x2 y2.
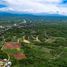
0 0 67 15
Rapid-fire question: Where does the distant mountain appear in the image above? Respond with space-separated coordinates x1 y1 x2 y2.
0 12 33 16
0 12 67 22
0 11 66 17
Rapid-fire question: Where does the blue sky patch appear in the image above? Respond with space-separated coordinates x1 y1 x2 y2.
62 0 67 4
0 0 67 16
0 4 7 8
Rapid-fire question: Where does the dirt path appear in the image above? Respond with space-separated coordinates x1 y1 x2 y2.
50 52 63 60
23 36 30 43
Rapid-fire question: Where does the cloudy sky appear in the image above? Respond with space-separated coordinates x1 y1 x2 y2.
0 0 67 15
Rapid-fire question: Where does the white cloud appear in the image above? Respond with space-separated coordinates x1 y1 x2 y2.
45 0 62 3
0 0 67 15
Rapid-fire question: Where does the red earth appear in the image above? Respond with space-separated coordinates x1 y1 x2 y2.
12 53 26 60
3 42 26 60
4 42 21 49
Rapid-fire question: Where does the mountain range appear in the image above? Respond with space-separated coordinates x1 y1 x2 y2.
0 12 67 21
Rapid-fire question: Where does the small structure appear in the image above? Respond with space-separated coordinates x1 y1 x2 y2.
0 59 12 67
14 24 17 26
0 59 4 67
0 26 4 29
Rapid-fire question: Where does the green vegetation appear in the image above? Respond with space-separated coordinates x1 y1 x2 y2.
0 18 67 67
0 50 8 59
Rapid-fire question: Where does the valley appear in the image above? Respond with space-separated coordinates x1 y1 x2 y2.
0 15 67 67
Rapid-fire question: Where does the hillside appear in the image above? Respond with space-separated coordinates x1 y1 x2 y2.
0 20 67 67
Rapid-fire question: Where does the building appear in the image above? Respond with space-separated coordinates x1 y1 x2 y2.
0 59 12 67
